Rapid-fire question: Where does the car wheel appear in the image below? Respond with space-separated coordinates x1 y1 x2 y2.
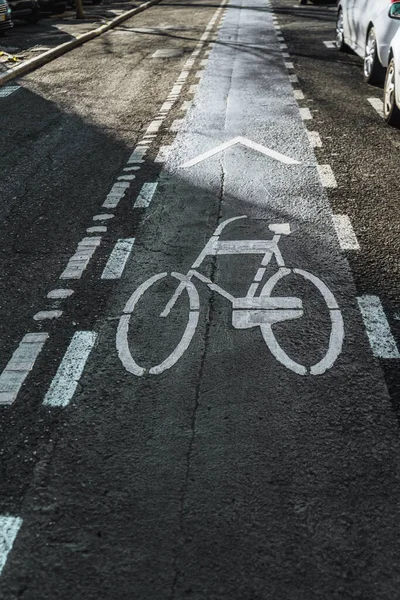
384 57 400 127
336 9 349 52
364 27 385 85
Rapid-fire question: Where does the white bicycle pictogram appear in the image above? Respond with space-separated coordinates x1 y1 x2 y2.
117 216 344 376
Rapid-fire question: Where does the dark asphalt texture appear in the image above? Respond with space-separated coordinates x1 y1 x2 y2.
1 0 400 597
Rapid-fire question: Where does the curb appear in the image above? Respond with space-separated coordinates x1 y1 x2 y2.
0 0 162 87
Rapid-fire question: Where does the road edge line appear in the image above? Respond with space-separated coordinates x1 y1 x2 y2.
0 0 162 88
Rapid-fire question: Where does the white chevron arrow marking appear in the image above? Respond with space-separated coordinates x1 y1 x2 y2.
181 136 300 168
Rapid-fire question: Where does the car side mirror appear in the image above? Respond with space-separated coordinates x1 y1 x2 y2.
389 2 400 19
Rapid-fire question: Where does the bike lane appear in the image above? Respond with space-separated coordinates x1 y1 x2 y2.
2 0 400 598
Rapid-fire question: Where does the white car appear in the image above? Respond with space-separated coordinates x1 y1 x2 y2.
384 12 400 126
336 0 400 125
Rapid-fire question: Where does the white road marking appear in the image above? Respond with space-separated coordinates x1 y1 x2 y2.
43 331 97 408
160 101 174 112
195 70 204 78
189 85 199 94
293 89 304 100
357 296 400 358
282 52 290 58
368 97 384 118
47 289 74 299
332 215 360 250
323 41 336 49
152 48 183 58
118 175 136 181
181 136 300 168
101 238 135 280
127 147 147 164
93 214 114 221
279 43 288 49
180 101 192 111
0 333 48 405
307 130 322 147
299 107 312 120
0 516 22 575
155 146 172 163
133 182 158 208
87 226 107 233
170 119 183 132
147 120 162 133
200 59 208 66
103 182 130 208
59 237 101 279
289 74 299 83
33 310 63 321
284 61 294 69
317 164 337 188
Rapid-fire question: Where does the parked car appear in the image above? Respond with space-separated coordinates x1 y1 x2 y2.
8 0 40 23
38 0 66 14
0 0 13 35
336 0 400 85
383 5 400 125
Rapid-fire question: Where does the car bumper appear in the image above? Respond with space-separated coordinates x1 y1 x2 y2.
0 18 13 29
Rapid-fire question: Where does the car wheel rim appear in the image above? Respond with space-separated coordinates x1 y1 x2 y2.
336 12 344 47
384 64 395 117
364 32 376 78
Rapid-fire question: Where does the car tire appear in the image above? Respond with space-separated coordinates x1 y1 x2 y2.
384 57 400 127
364 27 385 85
335 9 350 52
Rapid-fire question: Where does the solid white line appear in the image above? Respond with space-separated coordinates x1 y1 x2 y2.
133 182 158 208
332 215 360 250
0 516 23 575
323 41 336 48
293 89 304 100
307 131 322 147
43 331 97 408
368 97 384 118
299 107 312 120
357 296 400 358
59 237 101 279
317 164 337 188
101 238 135 280
0 333 48 405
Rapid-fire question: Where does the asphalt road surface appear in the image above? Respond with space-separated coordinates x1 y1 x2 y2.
1 0 400 598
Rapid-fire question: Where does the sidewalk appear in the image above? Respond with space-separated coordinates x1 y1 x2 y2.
0 0 139 72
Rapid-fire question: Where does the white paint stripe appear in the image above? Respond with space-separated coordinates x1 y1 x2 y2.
0 86 20 98
101 238 135 280
282 52 290 58
368 97 384 118
293 89 304 100
181 101 191 111
93 214 114 221
284 61 294 69
323 40 336 48
127 147 147 164
307 130 322 147
299 107 312 120
133 182 158 208
189 85 199 94
155 146 171 163
280 43 288 49
170 119 183 132
317 164 337 188
87 226 107 233
357 296 400 358
43 331 97 408
289 74 299 83
47 289 73 299
332 215 360 250
118 175 135 181
0 516 22 575
59 237 101 279
33 310 63 321
0 333 48 405
103 182 130 208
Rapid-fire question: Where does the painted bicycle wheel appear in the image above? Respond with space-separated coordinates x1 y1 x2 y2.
259 268 344 375
117 272 200 376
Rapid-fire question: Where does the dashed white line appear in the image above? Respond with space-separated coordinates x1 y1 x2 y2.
284 61 294 69
317 164 337 188
293 89 304 100
306 130 322 147
103 182 130 208
357 296 400 359
170 119 183 132
59 237 101 279
0 333 48 405
368 97 384 118
101 238 135 280
155 146 171 163
43 331 97 408
47 289 74 299
332 214 360 250
33 310 63 321
93 214 114 221
299 107 312 120
87 226 107 233
180 101 192 111
289 74 299 83
0 516 23 575
133 182 158 208
282 52 290 58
